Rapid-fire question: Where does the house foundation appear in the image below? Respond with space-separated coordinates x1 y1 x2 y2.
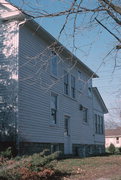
19 142 64 155
72 144 105 157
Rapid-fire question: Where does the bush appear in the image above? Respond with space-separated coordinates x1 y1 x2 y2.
118 147 121 153
0 147 12 159
0 150 62 180
108 143 115 154
29 151 61 171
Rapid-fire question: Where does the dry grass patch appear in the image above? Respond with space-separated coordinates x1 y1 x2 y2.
1 152 121 180
55 155 121 180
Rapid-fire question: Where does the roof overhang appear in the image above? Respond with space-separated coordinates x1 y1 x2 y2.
0 0 27 21
93 87 108 114
0 0 98 78
25 20 98 78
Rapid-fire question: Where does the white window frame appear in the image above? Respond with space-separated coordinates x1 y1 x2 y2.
50 93 58 125
78 71 83 91
51 144 59 153
87 80 92 97
64 70 69 95
100 116 104 134
95 114 104 135
83 107 88 123
95 114 98 133
98 115 100 134
50 53 58 77
71 75 76 99
64 115 70 136
88 87 92 97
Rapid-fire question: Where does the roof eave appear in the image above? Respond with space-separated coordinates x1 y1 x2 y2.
26 19 98 78
93 87 108 114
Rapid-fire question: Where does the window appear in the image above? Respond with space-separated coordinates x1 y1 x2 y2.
88 80 92 97
64 116 70 136
51 54 58 76
71 75 75 98
83 107 88 123
100 117 104 134
116 137 119 144
88 87 92 97
64 71 69 95
51 93 57 124
51 144 59 153
78 71 82 91
95 114 98 133
98 115 100 134
95 114 104 134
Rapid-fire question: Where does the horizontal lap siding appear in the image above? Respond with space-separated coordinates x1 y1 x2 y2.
18 25 64 143
18 24 95 146
61 61 94 144
62 94 94 144
93 92 105 144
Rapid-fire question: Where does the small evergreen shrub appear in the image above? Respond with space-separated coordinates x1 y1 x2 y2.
0 150 62 180
29 151 61 171
108 143 115 154
0 147 12 159
118 147 121 153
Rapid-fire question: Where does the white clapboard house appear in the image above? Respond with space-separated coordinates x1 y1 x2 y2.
0 0 108 156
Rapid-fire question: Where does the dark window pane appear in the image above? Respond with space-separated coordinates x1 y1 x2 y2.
64 71 69 95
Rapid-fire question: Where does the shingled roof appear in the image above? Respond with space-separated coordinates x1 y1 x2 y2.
105 127 121 136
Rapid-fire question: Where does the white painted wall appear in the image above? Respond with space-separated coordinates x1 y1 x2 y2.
18 23 96 148
0 2 106 152
93 91 105 145
105 136 121 148
0 4 20 141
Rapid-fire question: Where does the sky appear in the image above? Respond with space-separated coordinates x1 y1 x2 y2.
9 0 121 126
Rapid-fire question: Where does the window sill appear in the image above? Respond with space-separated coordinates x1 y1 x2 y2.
63 93 77 102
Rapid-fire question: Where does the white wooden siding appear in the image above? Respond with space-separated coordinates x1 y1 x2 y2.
18 23 102 146
93 91 105 144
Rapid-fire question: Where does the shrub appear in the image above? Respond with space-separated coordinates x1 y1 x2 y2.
108 143 115 154
29 151 61 171
0 147 12 159
0 150 62 180
118 147 121 153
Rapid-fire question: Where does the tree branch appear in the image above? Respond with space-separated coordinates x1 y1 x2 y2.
106 9 121 26
28 7 106 19
101 0 121 15
95 18 121 45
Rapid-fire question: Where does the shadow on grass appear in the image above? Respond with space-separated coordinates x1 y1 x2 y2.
47 170 71 180
0 178 8 180
0 170 71 180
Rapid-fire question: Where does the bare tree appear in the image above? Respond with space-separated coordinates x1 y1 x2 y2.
1 0 121 140
105 99 121 129
7 0 121 50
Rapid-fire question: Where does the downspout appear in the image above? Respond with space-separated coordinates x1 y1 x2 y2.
16 19 26 155
92 87 95 145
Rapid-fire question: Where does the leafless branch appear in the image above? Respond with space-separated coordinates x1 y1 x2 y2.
95 18 121 44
